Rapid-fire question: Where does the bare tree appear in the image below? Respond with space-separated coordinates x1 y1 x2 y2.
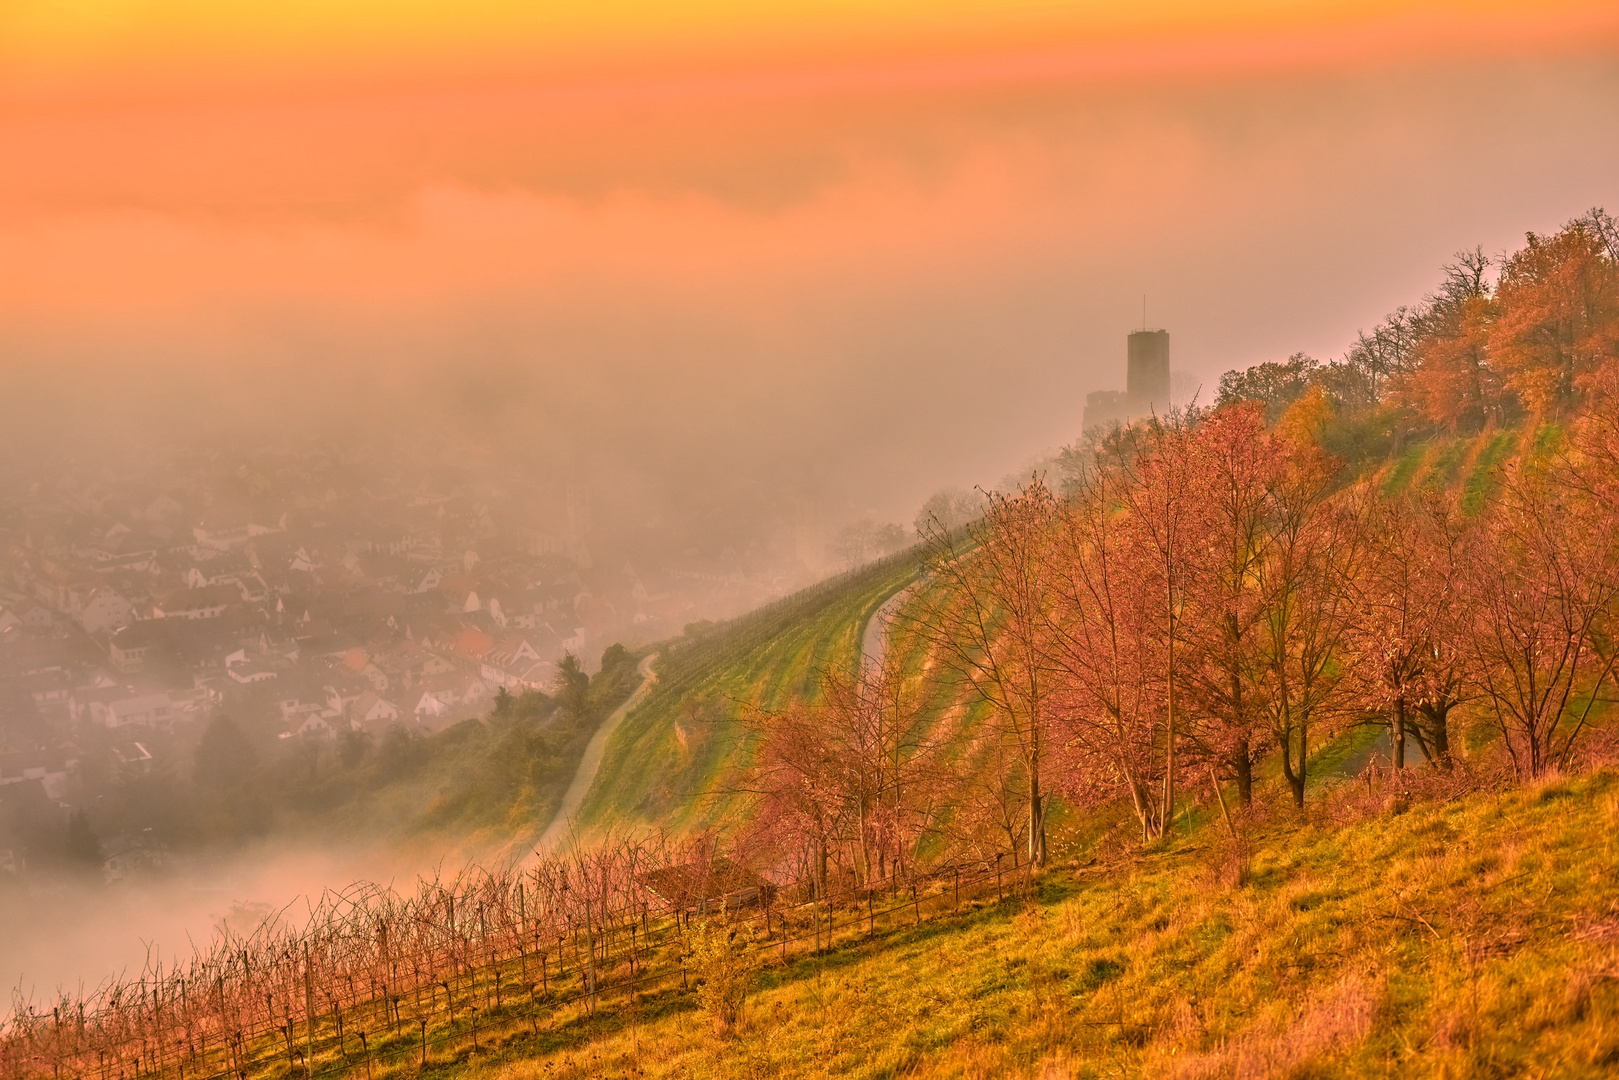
1463 460 1619 777
911 480 1058 868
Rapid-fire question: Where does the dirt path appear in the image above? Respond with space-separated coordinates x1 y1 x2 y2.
535 652 659 851
861 585 910 675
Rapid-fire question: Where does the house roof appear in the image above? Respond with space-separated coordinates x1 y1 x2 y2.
108 693 174 719
155 585 240 612
639 859 770 907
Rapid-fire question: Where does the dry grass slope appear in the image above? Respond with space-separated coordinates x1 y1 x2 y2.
452 767 1619 1079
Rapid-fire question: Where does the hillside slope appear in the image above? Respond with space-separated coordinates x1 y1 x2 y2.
450 766 1619 1079
571 423 1549 847
574 550 922 834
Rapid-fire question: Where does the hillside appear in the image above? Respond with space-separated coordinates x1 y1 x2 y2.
451 766 1619 1079
551 417 1580 860
7 215 1619 1080
574 550 923 834
51 759 1605 1080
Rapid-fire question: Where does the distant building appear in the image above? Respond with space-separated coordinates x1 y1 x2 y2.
103 833 167 883
91 693 176 730
1081 389 1129 432
0 749 78 801
109 622 165 673
79 587 134 635
152 585 238 620
1083 328 1180 432
1127 330 1171 416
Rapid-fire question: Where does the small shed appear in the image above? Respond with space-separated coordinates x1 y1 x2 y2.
640 858 775 916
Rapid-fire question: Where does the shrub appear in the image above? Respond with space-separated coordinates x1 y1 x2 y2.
685 916 760 1034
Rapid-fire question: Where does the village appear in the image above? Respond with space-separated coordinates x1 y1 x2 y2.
0 435 830 881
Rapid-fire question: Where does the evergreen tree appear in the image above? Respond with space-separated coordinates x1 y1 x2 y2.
194 714 258 789
62 809 103 869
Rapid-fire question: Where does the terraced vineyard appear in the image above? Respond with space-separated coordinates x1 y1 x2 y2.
574 550 924 834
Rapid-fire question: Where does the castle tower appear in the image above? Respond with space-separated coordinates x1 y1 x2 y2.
1126 329 1170 416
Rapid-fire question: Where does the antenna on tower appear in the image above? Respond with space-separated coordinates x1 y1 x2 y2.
1142 295 1147 331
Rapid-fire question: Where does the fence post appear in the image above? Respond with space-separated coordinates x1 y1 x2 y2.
584 895 598 1015
301 944 315 1080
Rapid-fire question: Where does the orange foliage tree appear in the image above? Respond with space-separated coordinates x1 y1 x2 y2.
1491 218 1619 414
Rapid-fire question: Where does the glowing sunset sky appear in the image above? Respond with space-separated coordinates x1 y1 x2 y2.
3 1 1618 513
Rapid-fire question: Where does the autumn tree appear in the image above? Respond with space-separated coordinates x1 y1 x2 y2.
554 652 590 720
1345 306 1421 402
913 480 1058 867
1046 458 1172 839
1398 493 1472 767
1257 391 1363 807
816 656 933 884
1547 359 1619 760
1400 248 1508 431
1108 412 1214 834
740 659 932 891
194 713 258 789
740 699 844 899
1345 486 1470 770
1177 403 1280 803
1490 216 1619 415
913 487 984 537
1216 352 1320 422
1462 458 1619 778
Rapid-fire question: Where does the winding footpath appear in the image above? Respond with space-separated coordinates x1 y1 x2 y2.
861 583 911 675
535 651 659 851
540 578 905 853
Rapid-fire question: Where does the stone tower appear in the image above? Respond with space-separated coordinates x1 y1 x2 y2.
1126 329 1170 416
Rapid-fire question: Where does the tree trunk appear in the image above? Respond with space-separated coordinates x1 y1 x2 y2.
1028 771 1046 868
1280 721 1307 808
1229 650 1253 805
857 800 871 887
1421 701 1453 768
1295 722 1308 807
1232 740 1253 805
1392 695 1406 770
1162 565 1176 837
1162 688 1176 836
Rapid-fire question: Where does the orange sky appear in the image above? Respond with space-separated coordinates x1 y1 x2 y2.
6 2 1617 88
4 0 1615 318
2 1 1618 511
